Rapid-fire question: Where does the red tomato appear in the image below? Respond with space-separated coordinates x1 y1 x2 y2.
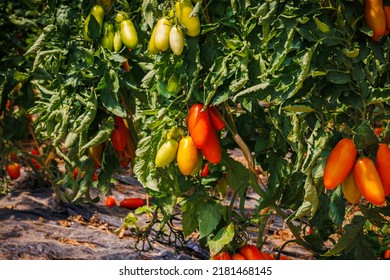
323 138 357 190
239 244 264 260
105 196 116 207
201 163 209 177
374 127 383 136
30 149 41 169
231 253 246 260
111 125 127 152
200 127 221 164
7 163 21 179
384 249 390 259
188 103 211 149
383 5 390 32
213 252 231 260
208 106 225 130
354 157 385 206
73 167 80 179
119 198 145 210
376 143 390 196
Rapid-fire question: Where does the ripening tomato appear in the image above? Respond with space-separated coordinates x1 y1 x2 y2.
354 157 385 206
176 0 201 37
231 253 246 260
208 106 225 130
177 136 199 175
122 58 131 72
364 0 387 41
212 252 231 260
376 143 390 196
119 198 145 210
89 144 104 162
155 138 179 167
323 138 357 190
7 163 21 179
154 17 172 52
341 170 361 204
188 103 211 149
120 19 138 49
200 127 221 164
111 125 127 152
105 196 116 207
169 25 184 55
239 244 263 260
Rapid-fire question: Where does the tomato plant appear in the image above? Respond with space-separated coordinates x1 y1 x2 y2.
17 0 390 260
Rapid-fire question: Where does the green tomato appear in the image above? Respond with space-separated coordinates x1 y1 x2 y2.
113 31 123 52
155 138 179 167
100 23 114 50
115 12 127 23
120 19 138 49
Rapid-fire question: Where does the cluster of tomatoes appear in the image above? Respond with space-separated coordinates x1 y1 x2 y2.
6 149 42 180
155 103 224 176
148 0 201 56
213 244 290 260
324 136 390 206
110 116 136 167
83 2 138 52
364 0 390 41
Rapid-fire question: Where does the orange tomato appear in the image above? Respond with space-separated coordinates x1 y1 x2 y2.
239 244 263 260
177 136 199 176
323 138 357 190
376 143 390 196
353 157 385 206
364 0 387 41
188 103 211 149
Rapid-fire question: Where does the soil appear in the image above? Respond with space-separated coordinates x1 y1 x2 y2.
0 150 315 260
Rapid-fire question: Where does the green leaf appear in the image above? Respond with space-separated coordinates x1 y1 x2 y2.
181 196 200 237
81 117 114 150
322 215 366 257
353 121 379 153
207 223 235 257
87 14 101 40
328 186 345 226
199 202 223 239
326 71 351 84
98 69 126 117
